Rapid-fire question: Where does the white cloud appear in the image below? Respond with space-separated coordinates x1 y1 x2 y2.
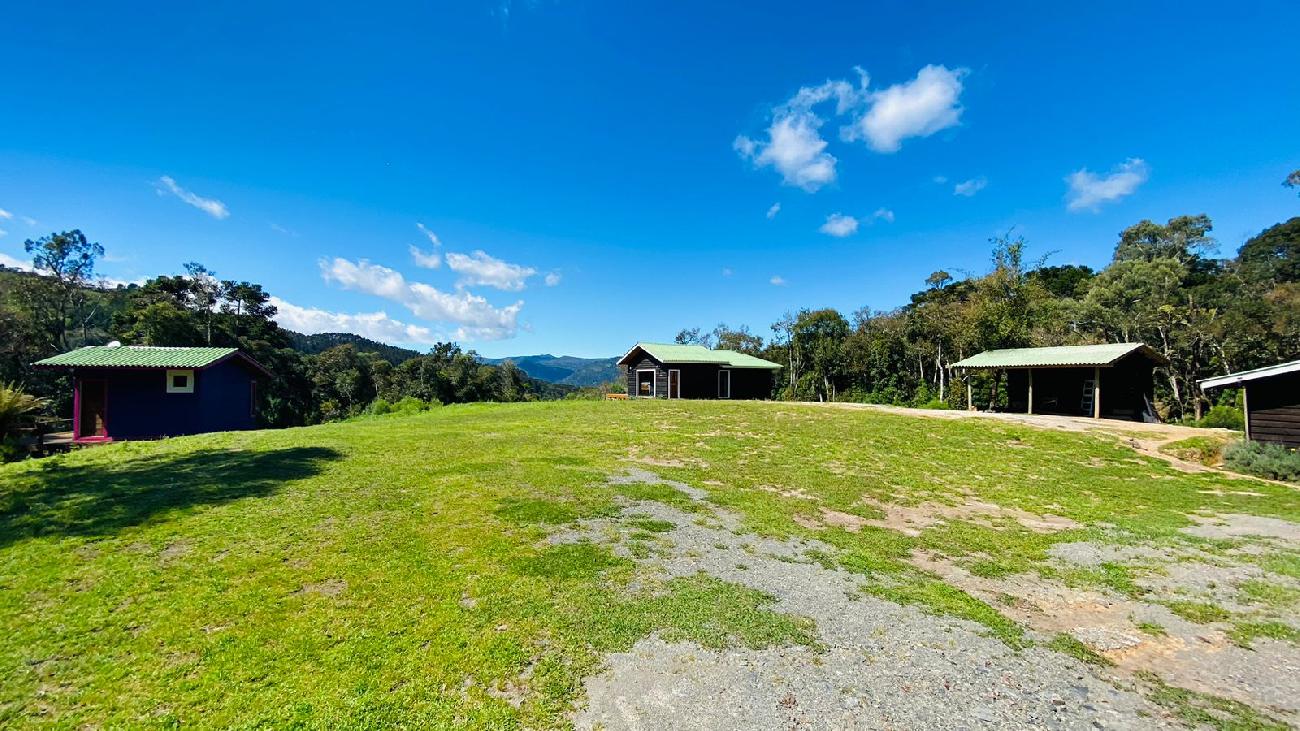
766 202 781 219
320 257 522 340
156 176 229 219
269 223 298 236
872 207 895 223
1065 158 1150 212
722 267 734 278
0 208 12 220
770 275 787 286
819 213 859 237
544 271 562 287
0 228 6 238
933 175 948 184
416 222 441 247
736 65 968 191
409 245 441 269
21 216 36 226
444 250 536 291
0 252 31 270
842 65 967 153
270 296 434 344
953 177 988 197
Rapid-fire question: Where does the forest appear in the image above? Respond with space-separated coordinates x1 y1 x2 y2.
676 206 1300 422
0 235 573 436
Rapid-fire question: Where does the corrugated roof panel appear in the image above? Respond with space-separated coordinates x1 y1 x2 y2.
35 346 239 369
620 342 782 369
952 343 1162 369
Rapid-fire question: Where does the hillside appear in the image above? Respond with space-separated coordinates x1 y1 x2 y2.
2 402 1297 728
483 353 620 386
285 331 424 364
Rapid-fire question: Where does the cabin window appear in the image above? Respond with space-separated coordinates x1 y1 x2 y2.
166 369 195 394
636 369 656 397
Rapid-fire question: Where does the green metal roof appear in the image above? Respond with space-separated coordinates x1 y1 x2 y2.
952 343 1166 369
618 342 782 369
35 345 240 369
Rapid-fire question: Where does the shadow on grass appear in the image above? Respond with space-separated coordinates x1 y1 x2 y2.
0 446 341 547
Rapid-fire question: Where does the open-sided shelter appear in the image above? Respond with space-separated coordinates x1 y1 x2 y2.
617 342 781 399
952 343 1167 421
1200 359 1300 448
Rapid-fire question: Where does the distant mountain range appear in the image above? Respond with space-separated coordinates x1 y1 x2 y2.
482 354 620 386
285 333 620 387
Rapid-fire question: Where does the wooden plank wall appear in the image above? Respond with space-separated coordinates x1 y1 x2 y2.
1247 371 1300 448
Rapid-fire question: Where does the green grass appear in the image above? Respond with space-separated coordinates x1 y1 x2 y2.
1046 633 1113 667
1226 620 1300 648
1163 600 1232 624
1158 435 1230 466
2 400 1298 727
1137 671 1289 730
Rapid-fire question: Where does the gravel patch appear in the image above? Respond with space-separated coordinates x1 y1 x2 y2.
567 471 1178 730
1181 513 1300 542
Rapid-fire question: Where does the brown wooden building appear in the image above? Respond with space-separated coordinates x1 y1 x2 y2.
618 342 781 399
952 343 1167 422
1200 359 1300 448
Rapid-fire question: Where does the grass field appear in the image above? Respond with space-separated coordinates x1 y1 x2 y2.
2 401 1298 728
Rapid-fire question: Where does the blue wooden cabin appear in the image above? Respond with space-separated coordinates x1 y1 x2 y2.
35 344 270 442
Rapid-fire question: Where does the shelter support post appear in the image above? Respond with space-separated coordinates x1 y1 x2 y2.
1093 366 1101 419
1027 368 1034 415
1243 385 1251 440
966 374 973 411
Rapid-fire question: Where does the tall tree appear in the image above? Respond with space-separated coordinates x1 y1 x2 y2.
22 230 104 350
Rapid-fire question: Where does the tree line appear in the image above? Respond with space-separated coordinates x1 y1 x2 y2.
677 208 1299 421
0 231 568 428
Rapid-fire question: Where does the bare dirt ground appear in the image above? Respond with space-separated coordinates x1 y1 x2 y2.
564 471 1183 730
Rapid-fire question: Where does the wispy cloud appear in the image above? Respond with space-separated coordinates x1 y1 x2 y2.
270 296 434 344
932 175 948 184
544 271 562 287
410 222 443 268
770 275 787 286
953 177 988 197
766 202 781 219
320 257 522 340
0 208 11 220
722 267 734 278
1065 158 1149 212
269 223 298 236
156 176 229 219
819 212 859 237
871 207 895 223
445 250 536 291
0 252 30 270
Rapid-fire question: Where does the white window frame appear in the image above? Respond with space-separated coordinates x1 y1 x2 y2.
718 369 731 399
667 369 681 399
166 369 195 394
635 368 657 398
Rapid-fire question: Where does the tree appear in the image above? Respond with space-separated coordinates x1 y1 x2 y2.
1112 215 1215 265
674 327 713 348
1286 170 1300 195
22 230 104 350
1237 217 1300 286
791 309 850 401
711 323 763 355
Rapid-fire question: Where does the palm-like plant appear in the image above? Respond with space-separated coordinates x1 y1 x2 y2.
0 383 48 438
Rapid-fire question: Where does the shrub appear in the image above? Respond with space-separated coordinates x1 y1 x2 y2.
367 398 393 415
1224 440 1300 482
917 398 951 410
393 396 432 414
1195 405 1244 430
1159 436 1228 466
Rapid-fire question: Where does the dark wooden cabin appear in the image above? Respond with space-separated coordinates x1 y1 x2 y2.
1200 359 1300 448
952 343 1167 422
617 342 781 399
34 344 270 443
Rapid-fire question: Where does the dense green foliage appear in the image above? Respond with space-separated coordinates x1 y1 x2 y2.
682 214 1300 420
0 232 571 436
1224 440 1300 482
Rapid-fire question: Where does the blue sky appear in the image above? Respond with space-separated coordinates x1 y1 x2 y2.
1 2 1297 358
